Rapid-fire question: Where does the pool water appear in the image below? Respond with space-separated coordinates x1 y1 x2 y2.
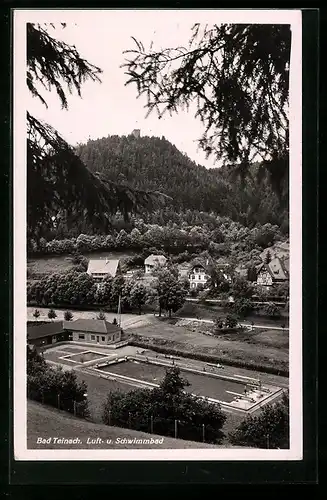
99 360 247 403
66 351 108 363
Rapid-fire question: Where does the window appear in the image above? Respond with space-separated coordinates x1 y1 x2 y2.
102 336 105 342
191 275 195 280
78 334 85 340
91 335 95 340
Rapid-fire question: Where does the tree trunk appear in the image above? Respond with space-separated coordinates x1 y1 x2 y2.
159 305 161 317
169 309 172 318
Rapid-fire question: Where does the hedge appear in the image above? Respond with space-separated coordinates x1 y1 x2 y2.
129 337 289 377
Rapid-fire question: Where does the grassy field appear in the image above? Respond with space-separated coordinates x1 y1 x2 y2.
178 302 289 326
27 251 134 275
27 401 231 449
128 316 289 373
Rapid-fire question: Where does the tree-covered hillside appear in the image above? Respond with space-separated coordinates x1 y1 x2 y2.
75 134 288 231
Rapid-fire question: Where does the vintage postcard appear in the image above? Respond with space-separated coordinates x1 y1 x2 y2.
13 8 302 461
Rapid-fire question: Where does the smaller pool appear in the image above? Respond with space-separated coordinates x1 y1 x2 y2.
64 351 108 363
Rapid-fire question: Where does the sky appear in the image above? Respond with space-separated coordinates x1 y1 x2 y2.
26 12 221 168
22 9 297 169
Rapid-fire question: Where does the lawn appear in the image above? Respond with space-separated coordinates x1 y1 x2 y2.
178 301 289 327
27 401 228 449
74 370 139 422
128 317 289 373
27 251 134 276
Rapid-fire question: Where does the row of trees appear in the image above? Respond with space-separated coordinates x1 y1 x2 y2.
27 345 89 416
27 266 189 317
28 217 283 263
28 257 288 318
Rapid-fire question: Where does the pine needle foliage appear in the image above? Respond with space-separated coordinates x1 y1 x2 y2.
26 23 167 240
123 24 291 195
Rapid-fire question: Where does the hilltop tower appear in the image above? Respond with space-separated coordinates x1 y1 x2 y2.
131 129 141 139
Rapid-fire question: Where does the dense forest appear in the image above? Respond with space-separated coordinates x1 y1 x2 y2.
75 134 289 232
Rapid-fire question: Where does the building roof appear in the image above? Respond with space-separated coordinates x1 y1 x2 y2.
27 321 64 340
268 257 288 280
283 258 290 273
256 257 289 281
190 263 207 272
87 259 119 277
63 319 121 335
144 254 167 266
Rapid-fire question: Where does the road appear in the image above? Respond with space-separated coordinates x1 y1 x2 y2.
27 306 289 331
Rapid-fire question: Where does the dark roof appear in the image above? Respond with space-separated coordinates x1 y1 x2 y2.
27 321 64 340
256 258 289 281
63 319 121 334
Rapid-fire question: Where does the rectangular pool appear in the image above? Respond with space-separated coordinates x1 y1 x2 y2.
59 346 86 354
65 351 108 363
99 360 247 403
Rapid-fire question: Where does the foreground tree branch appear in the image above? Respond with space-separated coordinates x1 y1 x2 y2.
27 23 168 240
123 23 291 193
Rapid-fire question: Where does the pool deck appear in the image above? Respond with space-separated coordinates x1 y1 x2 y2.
42 342 286 415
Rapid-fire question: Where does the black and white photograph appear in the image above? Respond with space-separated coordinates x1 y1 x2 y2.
13 8 302 461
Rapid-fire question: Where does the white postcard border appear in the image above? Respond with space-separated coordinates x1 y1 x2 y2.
13 8 303 461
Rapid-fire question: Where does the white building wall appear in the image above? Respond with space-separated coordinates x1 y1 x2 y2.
72 330 121 344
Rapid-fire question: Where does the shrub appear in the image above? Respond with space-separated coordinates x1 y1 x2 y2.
229 392 289 449
224 313 238 328
64 310 73 321
27 346 89 417
48 308 57 320
33 309 40 319
72 252 83 265
215 313 238 331
102 367 226 443
263 302 281 318
232 298 253 318
97 310 106 320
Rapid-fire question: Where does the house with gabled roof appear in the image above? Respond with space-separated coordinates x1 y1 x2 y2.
188 259 211 289
63 319 122 345
186 258 233 290
27 321 69 347
256 257 289 289
144 254 167 274
87 258 121 283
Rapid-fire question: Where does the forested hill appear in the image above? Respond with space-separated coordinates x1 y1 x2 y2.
76 134 288 231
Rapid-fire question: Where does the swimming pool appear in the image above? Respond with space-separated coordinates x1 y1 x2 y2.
99 359 247 403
